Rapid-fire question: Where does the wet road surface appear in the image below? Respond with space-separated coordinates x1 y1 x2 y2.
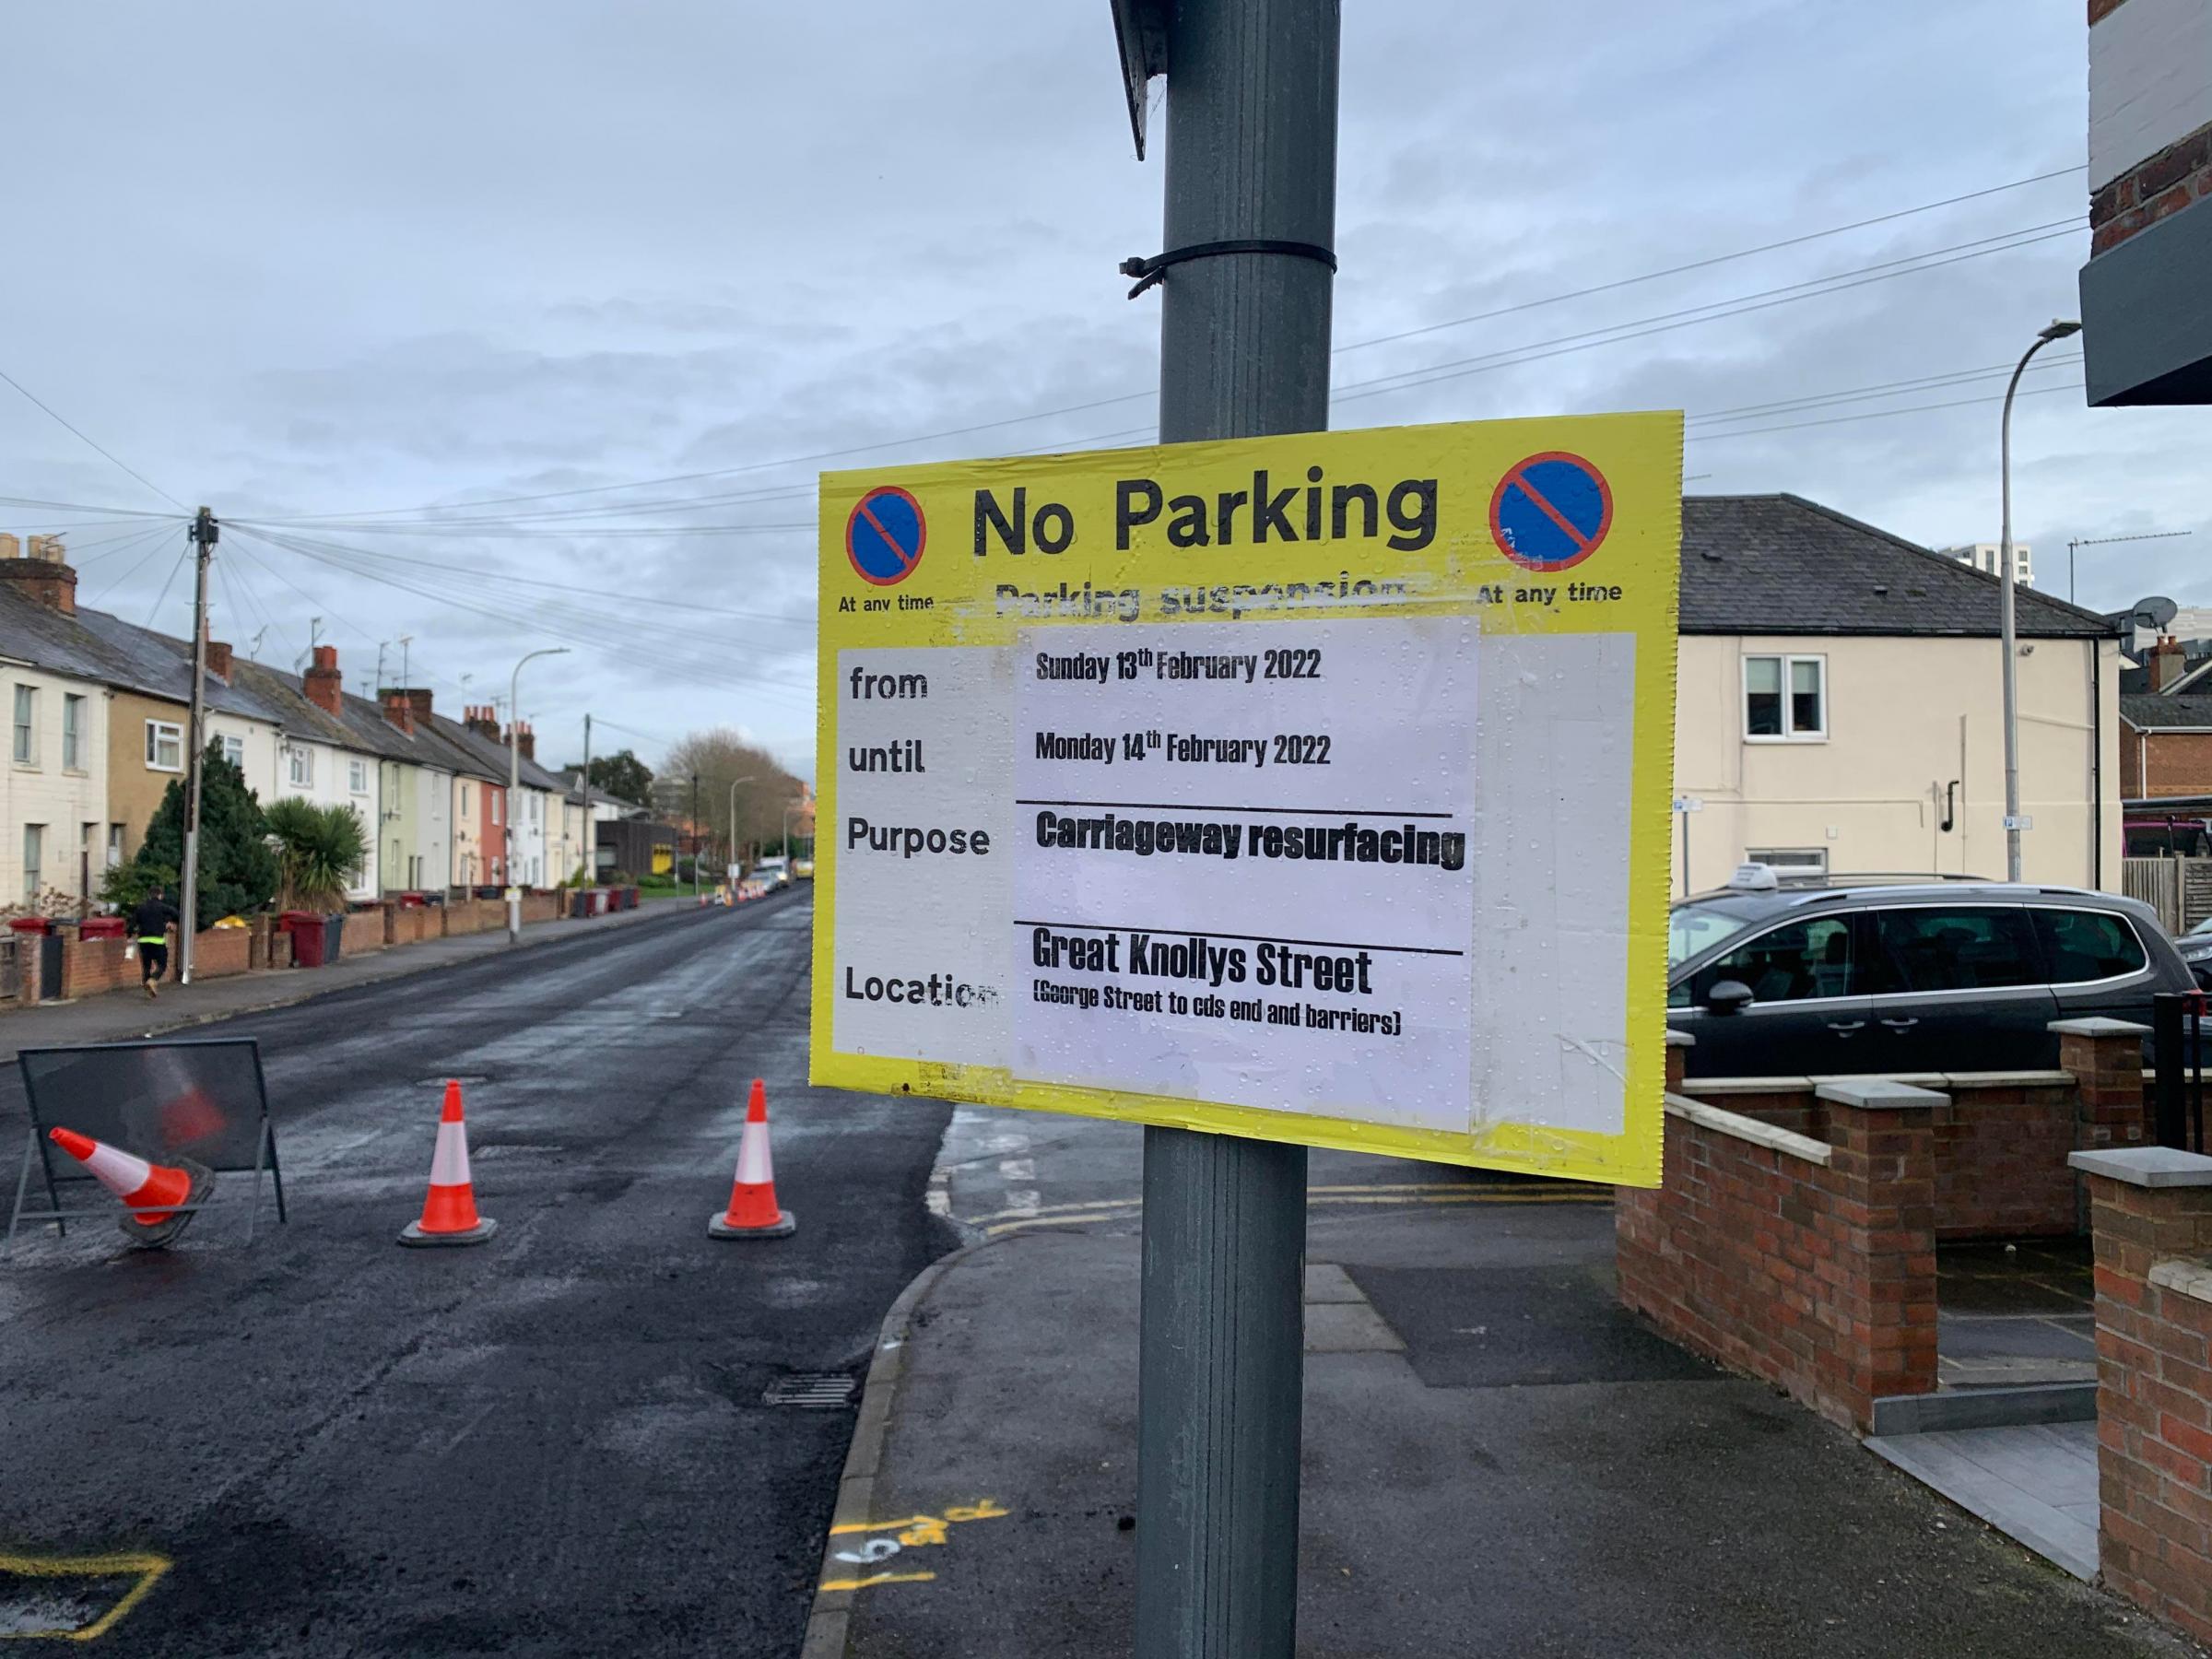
0 889 952 1656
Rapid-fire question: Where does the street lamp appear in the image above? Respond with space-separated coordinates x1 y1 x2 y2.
1999 319 2080 884
506 647 570 942
726 774 757 878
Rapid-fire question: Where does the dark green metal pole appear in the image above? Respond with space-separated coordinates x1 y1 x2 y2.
1134 3 1339 1654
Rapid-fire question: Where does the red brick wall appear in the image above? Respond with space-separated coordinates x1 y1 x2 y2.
193 926 251 980
2079 1166 2212 1646
1931 1082 2083 1239
2129 730 2212 799
60 935 137 999
1617 1099 1939 1432
1678 1077 2088 1241
2090 124 2212 257
342 911 386 956
388 905 438 946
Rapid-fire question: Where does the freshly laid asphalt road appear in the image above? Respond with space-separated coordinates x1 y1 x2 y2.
0 888 954 1656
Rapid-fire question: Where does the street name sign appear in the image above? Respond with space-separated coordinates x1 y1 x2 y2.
812 413 1682 1185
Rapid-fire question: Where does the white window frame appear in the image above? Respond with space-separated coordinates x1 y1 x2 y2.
1743 653 1828 743
1746 847 1830 885
220 734 244 770
492 792 501 827
12 685 35 766
22 823 42 896
348 758 369 794
146 719 183 772
288 745 313 788
61 693 84 772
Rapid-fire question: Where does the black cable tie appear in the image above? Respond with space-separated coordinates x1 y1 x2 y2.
1119 239 1338 300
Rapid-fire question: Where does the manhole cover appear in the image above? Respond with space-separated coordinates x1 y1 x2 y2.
763 1373 856 1409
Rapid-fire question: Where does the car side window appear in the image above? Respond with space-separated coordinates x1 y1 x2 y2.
1694 916 1855 1004
2030 909 2147 983
1870 907 2039 993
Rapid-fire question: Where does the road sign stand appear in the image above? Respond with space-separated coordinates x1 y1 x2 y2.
5 1039 288 1254
1130 2 1339 1653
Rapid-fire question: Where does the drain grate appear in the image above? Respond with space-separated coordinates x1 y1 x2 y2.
763 1372 856 1410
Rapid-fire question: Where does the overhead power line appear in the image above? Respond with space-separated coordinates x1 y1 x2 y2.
233 217 2077 542
85 527 184 609
230 527 815 711
0 367 185 510
1329 222 2077 406
259 168 2086 526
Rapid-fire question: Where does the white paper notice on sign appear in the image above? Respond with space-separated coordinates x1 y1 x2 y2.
1012 618 1476 1133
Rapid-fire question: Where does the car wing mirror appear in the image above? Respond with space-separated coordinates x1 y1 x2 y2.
1705 979 1755 1016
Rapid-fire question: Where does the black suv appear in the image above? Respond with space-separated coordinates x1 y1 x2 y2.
1668 873 2193 1078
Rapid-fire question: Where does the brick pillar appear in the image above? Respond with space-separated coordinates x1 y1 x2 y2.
1665 1029 1690 1094
2067 1147 2212 1647
1815 1079 1942 1423
2053 1017 2152 1151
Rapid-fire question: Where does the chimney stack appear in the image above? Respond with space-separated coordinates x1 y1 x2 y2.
0 533 78 616
302 643 341 714
206 639 233 682
506 720 535 762
465 703 501 742
382 686 433 735
2154 635 2189 692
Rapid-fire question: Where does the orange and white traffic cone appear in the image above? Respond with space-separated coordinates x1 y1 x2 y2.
709 1078 794 1239
399 1079 498 1247
47 1125 213 1248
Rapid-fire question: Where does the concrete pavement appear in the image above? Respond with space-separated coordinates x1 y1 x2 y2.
0 888 956 1656
820 1110 2204 1659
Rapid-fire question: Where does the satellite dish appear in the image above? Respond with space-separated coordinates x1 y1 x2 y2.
2136 595 2179 629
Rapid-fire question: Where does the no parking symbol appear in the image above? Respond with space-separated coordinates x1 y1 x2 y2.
1490 453 1612 572
845 487 927 587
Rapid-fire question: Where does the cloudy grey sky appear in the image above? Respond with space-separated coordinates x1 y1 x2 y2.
3 1 2196 780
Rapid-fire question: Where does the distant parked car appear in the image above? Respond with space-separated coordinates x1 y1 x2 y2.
1668 865 2194 1077
791 857 814 880
2173 915 2212 990
751 858 791 888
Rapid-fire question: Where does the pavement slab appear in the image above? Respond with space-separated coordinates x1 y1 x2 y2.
835 1181 2201 1659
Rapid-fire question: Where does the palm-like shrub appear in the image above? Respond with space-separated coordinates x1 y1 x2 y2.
265 798 370 912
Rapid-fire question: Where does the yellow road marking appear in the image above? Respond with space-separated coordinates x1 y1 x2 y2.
0 1550 171 1642
818 1571 936 1592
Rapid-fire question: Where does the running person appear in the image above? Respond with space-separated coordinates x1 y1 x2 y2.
130 889 180 997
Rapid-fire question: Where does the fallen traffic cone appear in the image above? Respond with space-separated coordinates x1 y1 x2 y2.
47 1125 213 1249
710 1078 794 1239
399 1080 498 1247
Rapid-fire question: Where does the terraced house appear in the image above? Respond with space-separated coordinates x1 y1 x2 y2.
0 531 594 911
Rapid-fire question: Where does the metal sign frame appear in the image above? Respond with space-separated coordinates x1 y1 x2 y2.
1109 0 1170 157
6 1037 288 1252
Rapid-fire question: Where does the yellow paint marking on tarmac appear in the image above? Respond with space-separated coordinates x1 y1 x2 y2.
820 1500 1009 1594
0 1550 171 1642
818 1571 936 1592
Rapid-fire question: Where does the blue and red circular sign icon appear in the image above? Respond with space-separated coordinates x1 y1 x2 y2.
845 486 927 586
1489 453 1613 572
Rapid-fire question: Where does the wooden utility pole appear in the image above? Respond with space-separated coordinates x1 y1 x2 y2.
179 507 218 983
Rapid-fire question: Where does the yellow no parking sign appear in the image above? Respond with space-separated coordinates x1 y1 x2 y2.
810 412 1682 1185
